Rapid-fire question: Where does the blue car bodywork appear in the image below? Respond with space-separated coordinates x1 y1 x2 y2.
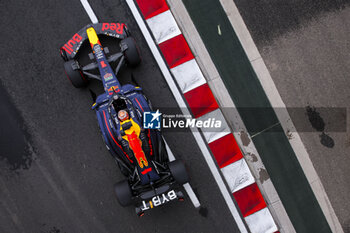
61 23 187 215
93 85 161 185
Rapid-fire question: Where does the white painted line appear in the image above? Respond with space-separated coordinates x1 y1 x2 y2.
245 207 278 233
164 139 201 208
126 0 247 231
80 0 99 24
219 0 343 232
170 59 207 93
182 183 200 208
163 138 176 162
221 158 255 193
146 10 181 44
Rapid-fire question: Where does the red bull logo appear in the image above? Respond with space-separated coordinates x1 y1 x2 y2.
107 85 119 93
127 132 148 168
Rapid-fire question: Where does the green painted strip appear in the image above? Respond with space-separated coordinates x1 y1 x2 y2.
182 0 331 232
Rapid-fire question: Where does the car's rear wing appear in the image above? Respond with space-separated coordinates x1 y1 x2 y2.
60 23 129 60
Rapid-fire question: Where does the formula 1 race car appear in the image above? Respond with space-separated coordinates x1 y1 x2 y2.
60 23 189 216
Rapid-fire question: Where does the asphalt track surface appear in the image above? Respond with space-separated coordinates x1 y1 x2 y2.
0 1 240 232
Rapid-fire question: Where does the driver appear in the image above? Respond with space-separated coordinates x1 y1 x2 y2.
118 110 129 122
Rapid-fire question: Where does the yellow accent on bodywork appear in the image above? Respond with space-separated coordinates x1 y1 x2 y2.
120 118 141 142
86 27 99 45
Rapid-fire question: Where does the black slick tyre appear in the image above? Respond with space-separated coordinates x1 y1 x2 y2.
121 37 141 67
114 180 133 207
168 160 189 185
64 60 88 88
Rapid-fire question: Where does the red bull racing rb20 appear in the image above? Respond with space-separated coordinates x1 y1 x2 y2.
60 23 189 216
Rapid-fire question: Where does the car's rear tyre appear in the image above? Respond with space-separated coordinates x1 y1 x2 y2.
64 60 88 88
114 180 133 207
168 160 189 185
121 37 141 67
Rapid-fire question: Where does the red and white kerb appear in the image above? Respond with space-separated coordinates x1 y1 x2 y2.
134 0 279 232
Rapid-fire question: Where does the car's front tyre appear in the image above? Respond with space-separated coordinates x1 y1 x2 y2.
64 60 88 88
121 37 141 67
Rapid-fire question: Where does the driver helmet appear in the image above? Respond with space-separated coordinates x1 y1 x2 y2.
118 110 129 122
